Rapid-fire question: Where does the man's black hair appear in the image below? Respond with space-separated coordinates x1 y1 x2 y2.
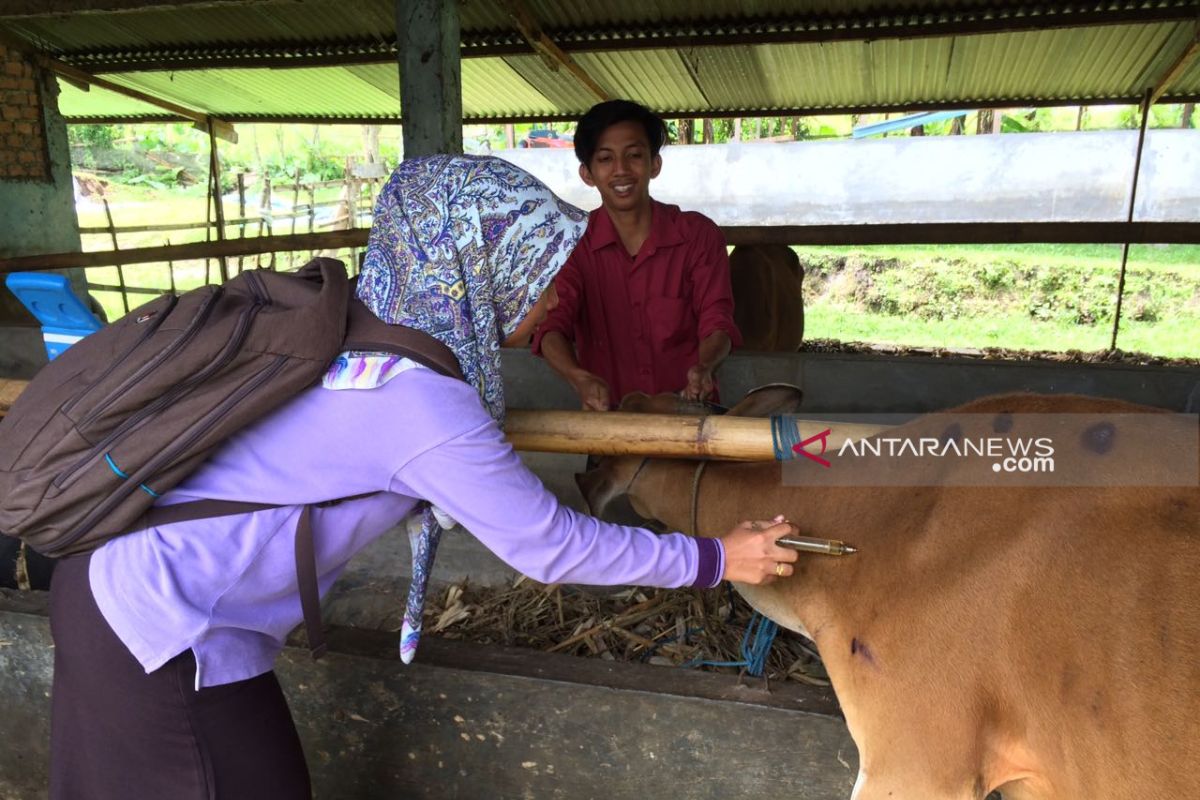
573 100 670 166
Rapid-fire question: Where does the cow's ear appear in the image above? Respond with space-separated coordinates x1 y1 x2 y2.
725 383 804 417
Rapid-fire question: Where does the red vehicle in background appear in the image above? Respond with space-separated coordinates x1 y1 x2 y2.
519 128 573 148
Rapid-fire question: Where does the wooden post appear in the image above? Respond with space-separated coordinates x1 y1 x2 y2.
262 176 274 269
100 198 129 314
206 120 229 283
505 123 516 149
396 0 463 157
166 238 177 295
1110 90 1153 352
289 167 302 269
236 171 247 275
733 118 741 141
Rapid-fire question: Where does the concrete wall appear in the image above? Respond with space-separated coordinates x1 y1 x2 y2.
501 348 1200 415
494 130 1200 225
0 45 83 379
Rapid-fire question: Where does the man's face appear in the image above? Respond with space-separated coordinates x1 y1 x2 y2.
579 120 661 214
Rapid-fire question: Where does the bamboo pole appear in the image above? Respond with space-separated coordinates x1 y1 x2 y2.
207 120 229 284
0 383 888 459
503 410 889 460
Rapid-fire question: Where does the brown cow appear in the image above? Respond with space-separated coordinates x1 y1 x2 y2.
579 388 1199 800
729 244 805 351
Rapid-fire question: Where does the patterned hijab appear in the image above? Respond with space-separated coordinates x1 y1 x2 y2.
353 154 587 421
342 155 586 663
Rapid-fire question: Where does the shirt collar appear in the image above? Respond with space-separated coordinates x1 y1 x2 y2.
587 200 686 256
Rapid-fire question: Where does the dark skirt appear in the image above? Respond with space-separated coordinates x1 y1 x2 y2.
49 554 312 800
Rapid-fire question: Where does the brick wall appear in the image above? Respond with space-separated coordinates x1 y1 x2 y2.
0 44 49 183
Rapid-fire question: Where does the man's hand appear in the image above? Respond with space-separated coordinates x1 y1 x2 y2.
682 363 715 402
571 371 611 411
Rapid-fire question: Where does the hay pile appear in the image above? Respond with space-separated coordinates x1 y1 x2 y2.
422 577 829 686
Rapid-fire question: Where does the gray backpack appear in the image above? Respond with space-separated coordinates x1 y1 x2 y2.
0 257 462 656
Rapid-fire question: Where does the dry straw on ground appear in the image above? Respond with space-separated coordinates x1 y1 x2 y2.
421 577 829 686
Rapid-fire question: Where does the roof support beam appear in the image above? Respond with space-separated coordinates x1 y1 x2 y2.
395 0 462 157
496 0 610 102
0 0 300 17
65 95 1200 127
1150 25 1200 105
51 59 238 143
0 30 237 142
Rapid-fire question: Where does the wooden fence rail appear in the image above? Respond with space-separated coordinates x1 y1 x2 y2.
4 222 1199 275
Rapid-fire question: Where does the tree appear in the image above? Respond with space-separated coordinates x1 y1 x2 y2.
678 118 694 145
1183 103 1195 129
702 118 714 144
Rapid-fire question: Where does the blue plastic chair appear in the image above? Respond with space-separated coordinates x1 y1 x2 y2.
5 272 104 360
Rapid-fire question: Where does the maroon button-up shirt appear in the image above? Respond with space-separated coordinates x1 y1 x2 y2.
533 201 742 406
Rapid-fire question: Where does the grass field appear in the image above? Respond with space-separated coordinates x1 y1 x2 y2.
795 244 1199 359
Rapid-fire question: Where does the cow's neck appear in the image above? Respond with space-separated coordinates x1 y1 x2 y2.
628 457 944 643
630 459 837 633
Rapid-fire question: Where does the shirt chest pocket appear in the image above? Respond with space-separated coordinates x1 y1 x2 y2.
645 296 695 350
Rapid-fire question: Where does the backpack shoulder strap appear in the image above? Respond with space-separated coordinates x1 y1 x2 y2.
345 298 464 382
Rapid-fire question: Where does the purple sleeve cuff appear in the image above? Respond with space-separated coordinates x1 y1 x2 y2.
691 537 725 588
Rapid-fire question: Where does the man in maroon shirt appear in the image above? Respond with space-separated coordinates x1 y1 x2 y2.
533 100 742 411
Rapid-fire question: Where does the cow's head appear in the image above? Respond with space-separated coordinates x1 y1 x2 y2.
575 384 803 522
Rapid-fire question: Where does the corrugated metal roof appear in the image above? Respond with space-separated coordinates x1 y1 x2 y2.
4 1 1197 122
461 58 557 118
576 50 709 113
11 0 1099 54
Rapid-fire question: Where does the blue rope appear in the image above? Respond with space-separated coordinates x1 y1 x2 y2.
682 609 780 677
770 414 802 461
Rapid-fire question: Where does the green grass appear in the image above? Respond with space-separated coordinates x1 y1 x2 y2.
793 243 1200 271
806 306 1199 358
797 245 1200 359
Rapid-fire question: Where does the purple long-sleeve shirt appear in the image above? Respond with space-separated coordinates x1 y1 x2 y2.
90 363 724 689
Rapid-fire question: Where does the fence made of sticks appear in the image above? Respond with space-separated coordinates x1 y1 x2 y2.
77 169 385 317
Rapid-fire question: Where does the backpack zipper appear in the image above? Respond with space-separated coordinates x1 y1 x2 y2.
73 288 222 431
53 286 266 490
52 353 290 555
60 294 179 418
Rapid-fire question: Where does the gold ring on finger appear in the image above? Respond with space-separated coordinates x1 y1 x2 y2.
774 563 786 577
